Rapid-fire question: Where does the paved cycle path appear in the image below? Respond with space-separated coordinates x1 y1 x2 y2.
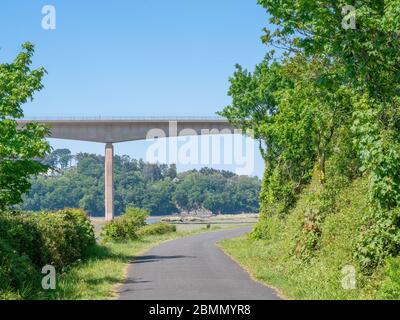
117 227 281 300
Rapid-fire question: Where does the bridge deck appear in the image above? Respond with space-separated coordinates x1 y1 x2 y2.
17 117 234 143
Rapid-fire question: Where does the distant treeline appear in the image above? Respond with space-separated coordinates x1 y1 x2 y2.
20 149 260 216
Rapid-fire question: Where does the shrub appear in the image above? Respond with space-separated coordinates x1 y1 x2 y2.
377 257 400 299
355 207 400 272
56 208 96 252
250 217 269 240
0 209 95 270
250 214 282 241
0 239 38 293
0 212 43 267
137 223 176 237
0 208 95 297
101 207 149 242
26 209 95 269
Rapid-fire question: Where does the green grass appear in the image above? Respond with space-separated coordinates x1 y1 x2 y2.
219 178 396 300
32 225 232 300
2 220 252 300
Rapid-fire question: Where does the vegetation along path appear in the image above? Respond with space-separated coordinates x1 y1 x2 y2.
117 227 280 300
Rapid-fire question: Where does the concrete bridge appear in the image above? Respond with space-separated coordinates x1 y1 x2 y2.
18 117 235 220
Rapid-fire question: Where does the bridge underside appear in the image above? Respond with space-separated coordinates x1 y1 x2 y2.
18 119 234 143
18 119 235 220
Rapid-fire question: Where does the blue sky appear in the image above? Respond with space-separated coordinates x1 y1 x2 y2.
1 1 269 176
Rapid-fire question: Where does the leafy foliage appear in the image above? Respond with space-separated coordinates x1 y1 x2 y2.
101 207 149 242
219 178 384 300
0 238 38 295
0 43 50 209
378 257 400 299
21 150 261 216
221 0 400 274
42 149 72 169
0 209 95 270
137 223 176 237
0 208 95 297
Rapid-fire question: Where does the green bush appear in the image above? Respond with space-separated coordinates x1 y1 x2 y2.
137 223 176 237
0 208 95 297
378 257 400 299
355 207 400 272
0 212 43 267
58 208 96 247
101 207 149 242
26 209 95 268
0 209 95 269
0 239 38 294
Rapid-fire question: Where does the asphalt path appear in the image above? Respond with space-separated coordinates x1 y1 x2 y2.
117 227 281 300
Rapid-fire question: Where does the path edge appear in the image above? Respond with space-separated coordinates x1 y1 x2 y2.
215 241 289 300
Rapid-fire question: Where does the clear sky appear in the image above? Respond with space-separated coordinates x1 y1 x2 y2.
1 1 269 176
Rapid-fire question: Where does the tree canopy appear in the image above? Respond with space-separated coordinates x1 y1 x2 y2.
21 150 260 216
220 1 400 271
0 43 50 209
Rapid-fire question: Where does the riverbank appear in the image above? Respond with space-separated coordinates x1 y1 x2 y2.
91 214 258 238
160 213 259 224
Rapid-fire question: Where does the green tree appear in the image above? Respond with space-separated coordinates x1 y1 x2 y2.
23 152 261 216
219 0 400 269
53 148 73 169
258 0 400 205
142 178 177 215
260 0 400 269
0 43 50 209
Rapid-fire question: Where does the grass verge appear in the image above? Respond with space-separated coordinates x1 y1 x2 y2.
37 225 229 300
218 178 398 300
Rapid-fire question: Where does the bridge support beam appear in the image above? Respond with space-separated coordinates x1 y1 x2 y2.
105 143 114 221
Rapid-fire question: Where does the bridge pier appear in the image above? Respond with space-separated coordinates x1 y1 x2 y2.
17 118 235 221
105 143 114 221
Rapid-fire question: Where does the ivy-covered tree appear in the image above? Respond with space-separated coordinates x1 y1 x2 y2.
0 43 50 209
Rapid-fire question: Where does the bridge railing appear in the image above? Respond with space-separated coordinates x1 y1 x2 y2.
21 115 227 121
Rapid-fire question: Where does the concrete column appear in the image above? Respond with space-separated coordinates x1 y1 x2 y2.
105 143 114 221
